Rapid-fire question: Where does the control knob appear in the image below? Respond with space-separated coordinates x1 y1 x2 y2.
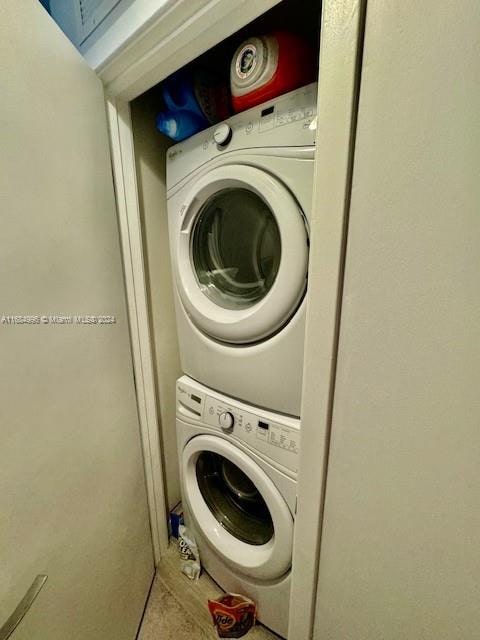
213 123 232 147
218 411 235 431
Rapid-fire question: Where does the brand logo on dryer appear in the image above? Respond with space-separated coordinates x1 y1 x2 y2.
168 149 182 161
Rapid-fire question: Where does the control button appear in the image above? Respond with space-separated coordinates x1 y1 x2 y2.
209 407 215 415
245 422 252 433
218 411 235 431
213 123 232 146
256 427 268 441
245 121 254 134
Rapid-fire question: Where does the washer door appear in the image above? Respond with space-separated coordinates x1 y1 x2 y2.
176 164 308 344
182 435 293 580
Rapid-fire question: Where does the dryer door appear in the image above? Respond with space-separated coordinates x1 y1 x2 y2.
182 434 294 580
175 164 309 344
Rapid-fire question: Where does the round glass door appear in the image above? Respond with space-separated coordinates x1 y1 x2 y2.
182 434 294 579
196 451 274 545
191 188 281 310
176 165 309 344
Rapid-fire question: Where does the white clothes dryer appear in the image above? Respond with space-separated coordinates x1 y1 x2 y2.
176 376 300 638
167 84 317 416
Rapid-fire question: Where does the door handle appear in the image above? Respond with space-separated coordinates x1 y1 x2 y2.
0 575 48 640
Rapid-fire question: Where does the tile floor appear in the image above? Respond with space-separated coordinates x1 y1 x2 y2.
138 541 280 640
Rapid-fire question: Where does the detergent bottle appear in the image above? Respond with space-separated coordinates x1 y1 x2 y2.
230 31 316 113
156 69 230 142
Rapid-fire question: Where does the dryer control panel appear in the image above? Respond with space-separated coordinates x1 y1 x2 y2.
177 376 300 474
166 82 317 191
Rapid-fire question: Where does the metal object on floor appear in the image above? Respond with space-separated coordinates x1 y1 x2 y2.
0 575 48 640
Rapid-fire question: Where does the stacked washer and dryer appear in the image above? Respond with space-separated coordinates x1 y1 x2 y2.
166 82 317 638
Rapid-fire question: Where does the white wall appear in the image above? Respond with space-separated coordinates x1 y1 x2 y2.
1 3 154 636
313 1 480 638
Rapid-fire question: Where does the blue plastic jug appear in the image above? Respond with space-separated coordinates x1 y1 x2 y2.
162 71 210 124
155 109 207 142
156 69 230 141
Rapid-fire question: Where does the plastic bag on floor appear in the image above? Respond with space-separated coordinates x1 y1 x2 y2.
208 593 257 638
178 524 201 580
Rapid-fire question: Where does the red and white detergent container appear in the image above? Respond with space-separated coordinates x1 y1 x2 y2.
230 31 316 113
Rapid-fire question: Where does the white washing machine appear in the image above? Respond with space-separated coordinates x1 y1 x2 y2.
167 83 317 416
176 375 299 638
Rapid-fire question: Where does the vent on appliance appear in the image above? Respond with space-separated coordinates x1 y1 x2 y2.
74 0 122 42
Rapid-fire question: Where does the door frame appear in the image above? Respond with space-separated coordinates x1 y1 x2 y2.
106 97 169 563
100 1 365 638
288 2 366 638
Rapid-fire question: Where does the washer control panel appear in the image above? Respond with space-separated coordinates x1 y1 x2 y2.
176 376 300 473
203 395 300 473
